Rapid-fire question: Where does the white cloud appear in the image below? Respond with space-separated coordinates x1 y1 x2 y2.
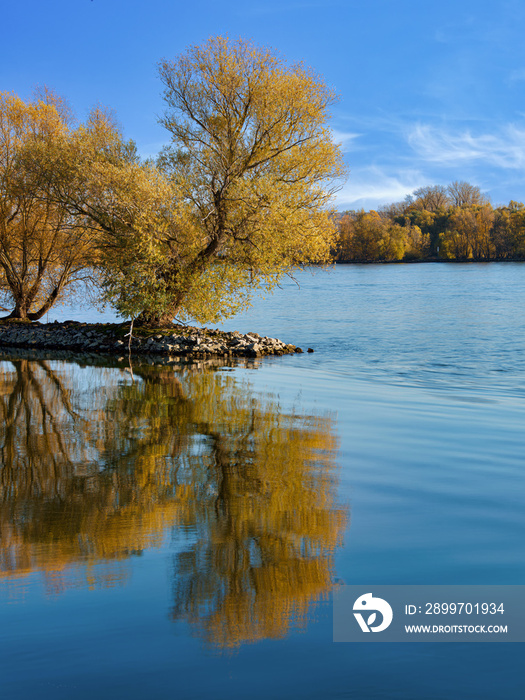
334 166 424 209
330 129 361 152
407 123 525 169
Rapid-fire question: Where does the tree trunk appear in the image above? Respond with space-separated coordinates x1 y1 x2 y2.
4 301 29 321
1 286 62 322
135 296 184 328
27 286 61 321
135 309 179 328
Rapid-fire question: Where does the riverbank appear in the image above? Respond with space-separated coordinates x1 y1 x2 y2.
333 257 525 265
0 320 304 358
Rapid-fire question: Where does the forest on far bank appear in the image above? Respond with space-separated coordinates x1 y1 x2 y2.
334 181 525 263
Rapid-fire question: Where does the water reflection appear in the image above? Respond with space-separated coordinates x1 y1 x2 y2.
0 354 346 646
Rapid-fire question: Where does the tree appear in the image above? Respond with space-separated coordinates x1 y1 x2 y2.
6 40 344 326
335 210 410 262
440 207 474 259
113 36 345 325
412 185 450 211
25 107 170 322
470 204 495 260
335 212 357 260
338 210 383 261
447 180 487 208
0 91 101 320
440 203 495 260
404 224 429 260
492 201 525 259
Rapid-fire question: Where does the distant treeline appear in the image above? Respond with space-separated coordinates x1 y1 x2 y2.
334 181 525 262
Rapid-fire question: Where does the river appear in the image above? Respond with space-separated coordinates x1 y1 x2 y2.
1 263 524 699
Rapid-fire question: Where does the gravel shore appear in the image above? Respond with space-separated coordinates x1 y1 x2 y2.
0 320 304 358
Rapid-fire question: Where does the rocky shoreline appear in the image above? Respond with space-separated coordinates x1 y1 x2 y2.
0 320 307 358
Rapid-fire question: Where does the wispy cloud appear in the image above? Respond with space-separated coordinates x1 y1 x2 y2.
407 124 525 169
331 129 361 153
334 166 424 209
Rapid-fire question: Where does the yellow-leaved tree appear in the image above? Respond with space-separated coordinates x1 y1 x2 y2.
0 90 108 320
4 39 345 326
102 36 345 325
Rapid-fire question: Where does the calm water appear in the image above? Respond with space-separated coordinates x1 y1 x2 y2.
1 264 524 699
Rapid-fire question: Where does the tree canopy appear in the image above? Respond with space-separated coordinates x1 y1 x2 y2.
2 38 344 325
0 91 102 320
112 36 344 324
335 181 525 263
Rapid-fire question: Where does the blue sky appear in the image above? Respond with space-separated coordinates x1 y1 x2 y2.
2 0 525 210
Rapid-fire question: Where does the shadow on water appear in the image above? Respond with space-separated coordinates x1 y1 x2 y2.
0 351 347 649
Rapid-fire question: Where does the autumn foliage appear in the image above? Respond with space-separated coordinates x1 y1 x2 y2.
0 37 344 324
0 90 101 319
335 182 525 263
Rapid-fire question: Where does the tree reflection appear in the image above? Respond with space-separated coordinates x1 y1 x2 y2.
0 355 347 645
169 404 347 648
0 358 191 588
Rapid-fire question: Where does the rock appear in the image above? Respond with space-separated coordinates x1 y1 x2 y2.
0 320 299 359
307 348 314 353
